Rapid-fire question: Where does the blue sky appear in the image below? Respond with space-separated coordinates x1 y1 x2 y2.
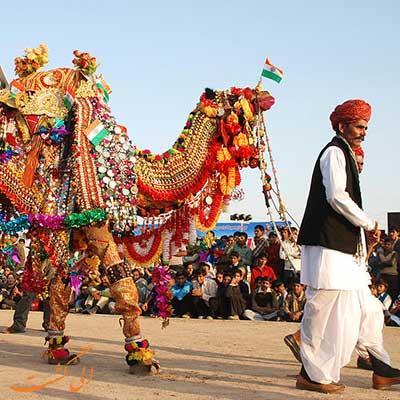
2 1 399 228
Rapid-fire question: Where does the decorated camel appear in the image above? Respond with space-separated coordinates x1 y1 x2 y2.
0 45 275 372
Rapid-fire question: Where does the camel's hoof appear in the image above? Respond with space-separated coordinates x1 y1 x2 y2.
129 361 160 375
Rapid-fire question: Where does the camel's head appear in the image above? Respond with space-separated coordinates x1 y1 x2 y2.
197 86 275 168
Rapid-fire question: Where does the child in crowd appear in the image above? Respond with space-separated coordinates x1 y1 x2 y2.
191 270 210 318
283 279 306 322
171 270 193 318
243 277 279 321
250 253 277 289
376 279 392 311
225 269 246 320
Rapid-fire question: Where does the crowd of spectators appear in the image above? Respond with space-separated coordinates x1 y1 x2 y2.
1 225 400 327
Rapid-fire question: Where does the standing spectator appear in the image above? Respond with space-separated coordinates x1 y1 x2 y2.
376 237 398 300
376 279 392 311
225 270 246 320
15 238 27 271
232 233 252 267
389 227 400 293
252 225 269 263
280 227 301 284
243 277 279 321
250 253 277 289
171 271 193 318
227 251 243 272
169 244 187 272
283 280 306 322
265 231 283 279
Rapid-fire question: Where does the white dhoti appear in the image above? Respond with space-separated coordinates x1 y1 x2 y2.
300 285 390 384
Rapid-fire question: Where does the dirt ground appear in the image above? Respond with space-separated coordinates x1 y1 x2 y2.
0 310 399 400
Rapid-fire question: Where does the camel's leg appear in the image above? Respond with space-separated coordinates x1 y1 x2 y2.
46 275 79 365
83 222 159 373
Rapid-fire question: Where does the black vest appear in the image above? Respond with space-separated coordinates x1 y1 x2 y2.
297 136 362 254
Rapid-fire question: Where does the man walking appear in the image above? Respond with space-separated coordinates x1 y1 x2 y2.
295 99 400 393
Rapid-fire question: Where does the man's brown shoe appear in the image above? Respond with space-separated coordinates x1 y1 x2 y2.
296 374 345 394
1 326 25 334
373 373 400 390
284 334 302 363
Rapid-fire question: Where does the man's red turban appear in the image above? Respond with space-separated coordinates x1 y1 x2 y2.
330 99 371 131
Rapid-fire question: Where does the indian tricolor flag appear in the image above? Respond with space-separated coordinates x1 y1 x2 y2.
261 58 284 83
64 86 75 110
10 81 25 97
84 119 110 146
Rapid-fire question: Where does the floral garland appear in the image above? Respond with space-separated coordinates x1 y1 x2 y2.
0 208 106 234
151 266 172 327
195 192 224 231
116 230 163 266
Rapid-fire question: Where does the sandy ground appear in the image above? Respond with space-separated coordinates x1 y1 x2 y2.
0 310 399 400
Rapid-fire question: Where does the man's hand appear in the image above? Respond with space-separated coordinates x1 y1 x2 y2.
372 221 381 242
192 288 202 297
141 303 148 312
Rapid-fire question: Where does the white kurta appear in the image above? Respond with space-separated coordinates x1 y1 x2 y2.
300 145 375 290
299 140 390 384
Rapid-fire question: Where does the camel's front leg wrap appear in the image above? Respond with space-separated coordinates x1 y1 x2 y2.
83 222 159 372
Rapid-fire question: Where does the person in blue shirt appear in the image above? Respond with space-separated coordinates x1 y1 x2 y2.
171 270 193 318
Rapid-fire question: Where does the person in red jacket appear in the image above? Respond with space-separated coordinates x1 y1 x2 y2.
250 253 277 289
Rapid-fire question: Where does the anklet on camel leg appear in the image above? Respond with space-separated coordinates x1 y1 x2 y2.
125 335 160 375
45 330 79 365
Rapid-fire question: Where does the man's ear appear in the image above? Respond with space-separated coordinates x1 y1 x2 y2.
338 122 345 134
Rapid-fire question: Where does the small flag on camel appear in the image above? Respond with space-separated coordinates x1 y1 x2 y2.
64 86 75 110
261 58 284 83
10 81 25 97
84 119 110 146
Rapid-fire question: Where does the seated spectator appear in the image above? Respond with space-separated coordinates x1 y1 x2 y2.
243 277 279 321
1 274 22 310
272 280 288 319
213 272 232 319
191 270 210 318
171 270 193 318
232 232 252 267
283 279 306 322
225 270 246 320
250 253 277 289
243 276 278 321
376 278 392 311
185 263 194 281
376 237 398 300
387 294 400 326
200 271 220 320
235 268 250 307
200 261 216 279
82 274 112 314
132 268 153 315
71 277 89 313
